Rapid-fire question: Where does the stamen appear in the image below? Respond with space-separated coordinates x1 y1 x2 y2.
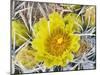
45 28 69 56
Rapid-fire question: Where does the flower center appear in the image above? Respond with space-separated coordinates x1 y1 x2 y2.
45 28 69 56
57 37 63 44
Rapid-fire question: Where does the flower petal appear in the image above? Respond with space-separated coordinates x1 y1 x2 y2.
49 12 65 33
65 34 80 52
32 38 45 52
33 18 49 39
64 13 82 33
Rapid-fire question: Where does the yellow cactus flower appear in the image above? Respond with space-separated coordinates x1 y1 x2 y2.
16 46 37 69
32 12 80 68
12 20 29 46
75 40 91 57
84 6 96 26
